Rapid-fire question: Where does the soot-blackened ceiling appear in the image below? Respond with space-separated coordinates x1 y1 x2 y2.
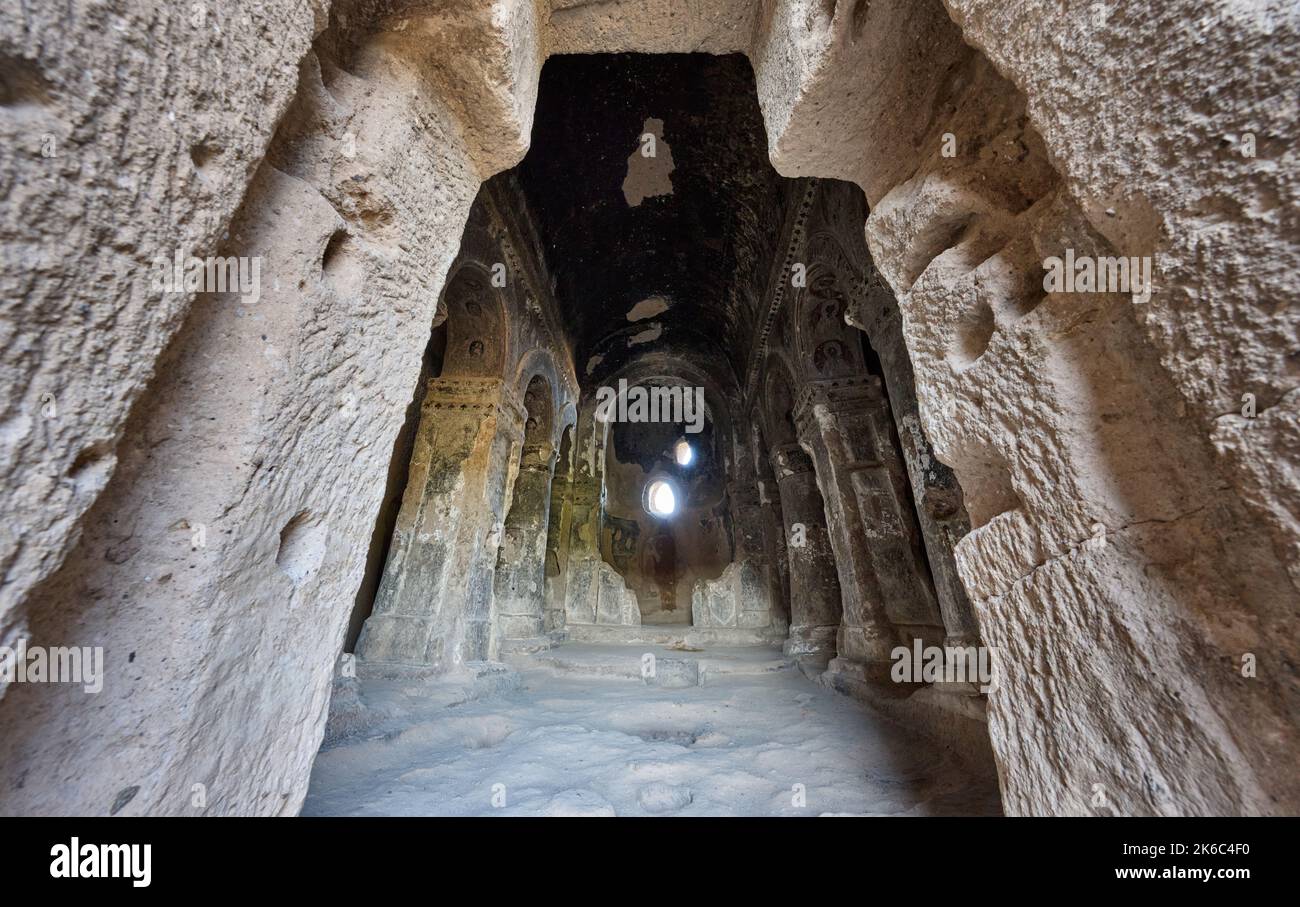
517 53 794 389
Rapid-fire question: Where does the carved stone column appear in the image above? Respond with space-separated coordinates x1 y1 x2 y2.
894 416 982 648
845 286 982 650
729 476 777 628
357 377 525 667
757 477 791 627
770 443 843 660
561 476 600 623
494 439 557 642
795 377 941 680
542 475 573 633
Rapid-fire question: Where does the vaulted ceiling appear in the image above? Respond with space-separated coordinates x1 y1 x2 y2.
516 53 798 392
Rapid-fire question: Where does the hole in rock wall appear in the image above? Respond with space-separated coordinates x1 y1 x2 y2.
0 53 50 109
320 228 364 299
276 510 327 586
957 447 1022 531
950 300 996 371
68 441 114 493
190 142 222 180
904 212 977 288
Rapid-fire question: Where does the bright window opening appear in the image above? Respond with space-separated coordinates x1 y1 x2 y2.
645 479 677 517
673 439 694 466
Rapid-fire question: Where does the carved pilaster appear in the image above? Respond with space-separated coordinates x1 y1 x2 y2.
357 376 524 666
795 376 941 673
768 442 843 660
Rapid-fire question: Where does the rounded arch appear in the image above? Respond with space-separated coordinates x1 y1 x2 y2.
512 346 573 451
520 371 554 452
439 261 509 378
590 353 742 472
558 400 578 435
553 420 577 481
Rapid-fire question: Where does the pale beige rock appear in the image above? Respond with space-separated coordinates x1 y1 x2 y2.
0 0 1294 818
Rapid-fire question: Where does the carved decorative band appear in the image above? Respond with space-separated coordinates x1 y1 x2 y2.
422 376 527 427
794 376 885 425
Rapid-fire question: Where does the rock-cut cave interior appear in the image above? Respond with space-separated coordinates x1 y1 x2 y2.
0 0 1295 821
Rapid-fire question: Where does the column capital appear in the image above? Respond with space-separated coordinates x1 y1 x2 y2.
769 442 815 477
422 376 528 433
520 439 557 472
793 375 885 428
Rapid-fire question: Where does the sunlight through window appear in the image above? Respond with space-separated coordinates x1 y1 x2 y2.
646 479 677 517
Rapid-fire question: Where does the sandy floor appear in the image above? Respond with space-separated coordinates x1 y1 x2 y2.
302 644 1003 817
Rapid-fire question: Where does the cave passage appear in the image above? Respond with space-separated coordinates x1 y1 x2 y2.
313 53 998 816
5 0 1292 822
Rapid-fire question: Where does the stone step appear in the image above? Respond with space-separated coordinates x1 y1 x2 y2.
512 642 793 687
563 623 783 648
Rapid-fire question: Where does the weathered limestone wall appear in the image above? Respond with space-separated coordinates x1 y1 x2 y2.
0 1 324 679
0 1 547 815
751 0 972 203
945 0 1300 593
930 3 1300 812
806 2 1298 814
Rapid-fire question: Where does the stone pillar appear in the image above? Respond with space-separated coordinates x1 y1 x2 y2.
795 377 941 682
560 477 632 625
894 414 982 648
770 443 843 660
561 476 601 624
845 287 983 651
494 439 557 643
542 475 572 633
758 478 791 626
357 377 525 667
729 477 778 624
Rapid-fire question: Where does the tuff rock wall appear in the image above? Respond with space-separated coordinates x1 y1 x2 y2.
0 0 1294 816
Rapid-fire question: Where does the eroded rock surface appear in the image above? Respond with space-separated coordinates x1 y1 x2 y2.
0 1 1294 817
